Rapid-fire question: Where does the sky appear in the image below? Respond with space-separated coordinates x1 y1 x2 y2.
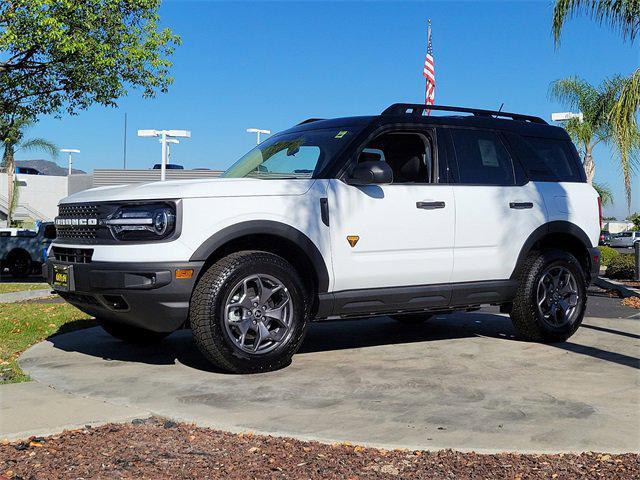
23 0 639 218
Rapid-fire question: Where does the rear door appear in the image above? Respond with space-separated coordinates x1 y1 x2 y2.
446 127 548 282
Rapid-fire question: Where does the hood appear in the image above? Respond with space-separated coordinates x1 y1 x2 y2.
61 178 316 204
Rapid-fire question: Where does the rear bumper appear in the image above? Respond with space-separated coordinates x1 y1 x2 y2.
587 247 601 284
44 260 203 332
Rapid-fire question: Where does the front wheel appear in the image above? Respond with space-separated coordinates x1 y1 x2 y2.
190 251 310 374
510 250 586 343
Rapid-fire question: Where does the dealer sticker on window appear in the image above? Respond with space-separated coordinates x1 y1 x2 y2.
334 131 348 139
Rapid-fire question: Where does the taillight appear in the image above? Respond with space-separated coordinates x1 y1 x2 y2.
597 196 603 228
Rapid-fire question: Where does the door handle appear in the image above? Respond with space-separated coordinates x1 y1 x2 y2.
509 202 534 209
416 201 446 210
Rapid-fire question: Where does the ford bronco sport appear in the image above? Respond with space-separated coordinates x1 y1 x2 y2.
46 104 601 373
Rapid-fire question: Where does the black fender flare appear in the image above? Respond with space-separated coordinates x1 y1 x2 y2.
189 220 330 292
510 221 594 279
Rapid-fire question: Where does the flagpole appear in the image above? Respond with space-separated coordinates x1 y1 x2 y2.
426 19 431 107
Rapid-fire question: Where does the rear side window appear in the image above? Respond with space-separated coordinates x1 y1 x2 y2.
505 133 584 182
449 128 515 185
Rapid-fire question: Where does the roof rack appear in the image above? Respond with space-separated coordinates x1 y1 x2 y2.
381 103 547 125
297 118 325 125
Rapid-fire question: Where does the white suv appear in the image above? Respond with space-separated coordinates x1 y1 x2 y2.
47 104 601 373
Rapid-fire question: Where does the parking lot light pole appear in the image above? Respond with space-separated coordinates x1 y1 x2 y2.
246 128 270 145
138 129 191 181
60 149 80 176
551 112 584 123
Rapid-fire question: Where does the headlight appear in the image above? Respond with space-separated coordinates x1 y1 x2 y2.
104 203 176 241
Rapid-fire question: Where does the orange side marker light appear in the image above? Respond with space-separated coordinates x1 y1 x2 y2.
175 269 194 279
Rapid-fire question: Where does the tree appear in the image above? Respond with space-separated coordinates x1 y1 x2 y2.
549 76 621 183
0 0 180 131
0 1 179 224
552 0 639 211
1 116 58 225
552 0 640 45
628 212 640 230
593 182 614 205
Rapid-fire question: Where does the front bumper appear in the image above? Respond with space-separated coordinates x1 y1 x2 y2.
44 259 203 332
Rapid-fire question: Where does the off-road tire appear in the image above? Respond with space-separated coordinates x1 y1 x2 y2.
100 320 170 344
390 313 434 324
510 249 586 342
190 251 310 374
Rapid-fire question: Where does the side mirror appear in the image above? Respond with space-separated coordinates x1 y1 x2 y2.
43 225 57 239
346 161 393 185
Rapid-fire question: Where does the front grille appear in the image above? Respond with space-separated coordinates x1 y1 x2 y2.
56 227 98 242
52 247 94 263
55 203 118 244
59 204 99 217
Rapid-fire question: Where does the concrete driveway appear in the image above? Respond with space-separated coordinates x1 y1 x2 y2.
18 310 639 453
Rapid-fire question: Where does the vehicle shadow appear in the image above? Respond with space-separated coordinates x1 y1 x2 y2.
45 311 639 374
45 312 518 374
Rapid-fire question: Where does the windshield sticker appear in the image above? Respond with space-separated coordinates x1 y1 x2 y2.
334 131 348 139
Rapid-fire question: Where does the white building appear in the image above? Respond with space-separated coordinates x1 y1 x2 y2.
0 168 222 227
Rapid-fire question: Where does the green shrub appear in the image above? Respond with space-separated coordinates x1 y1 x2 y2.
598 247 620 266
606 254 636 280
598 246 619 266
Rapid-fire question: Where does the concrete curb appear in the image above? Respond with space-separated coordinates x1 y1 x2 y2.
594 277 640 299
0 288 54 303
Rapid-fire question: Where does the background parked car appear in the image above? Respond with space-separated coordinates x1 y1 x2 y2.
0 222 56 277
609 231 640 248
599 230 611 246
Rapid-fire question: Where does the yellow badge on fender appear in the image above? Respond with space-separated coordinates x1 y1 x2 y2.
347 235 359 247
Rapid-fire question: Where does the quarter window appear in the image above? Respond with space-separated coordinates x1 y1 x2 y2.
504 133 584 182
450 129 515 185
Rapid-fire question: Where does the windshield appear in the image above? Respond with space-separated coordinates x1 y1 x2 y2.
223 127 358 179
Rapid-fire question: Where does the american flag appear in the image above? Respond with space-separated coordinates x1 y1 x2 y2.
423 21 435 108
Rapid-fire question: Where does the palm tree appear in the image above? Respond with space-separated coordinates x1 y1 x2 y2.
552 0 639 210
1 117 58 225
593 182 614 205
552 0 640 45
549 76 621 184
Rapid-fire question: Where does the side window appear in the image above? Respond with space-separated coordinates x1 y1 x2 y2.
449 129 515 185
357 132 433 184
505 133 584 182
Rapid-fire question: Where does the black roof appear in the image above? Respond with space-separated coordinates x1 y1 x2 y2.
289 103 569 140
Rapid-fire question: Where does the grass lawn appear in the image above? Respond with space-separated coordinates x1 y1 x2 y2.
0 303 95 384
0 282 49 294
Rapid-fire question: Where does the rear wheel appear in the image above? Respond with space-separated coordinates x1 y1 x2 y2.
390 313 434 324
510 250 586 342
8 251 31 278
190 251 310 374
100 320 170 344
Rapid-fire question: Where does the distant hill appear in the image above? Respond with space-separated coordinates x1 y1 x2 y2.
15 159 85 176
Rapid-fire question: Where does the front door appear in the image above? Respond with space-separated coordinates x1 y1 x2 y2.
327 129 455 292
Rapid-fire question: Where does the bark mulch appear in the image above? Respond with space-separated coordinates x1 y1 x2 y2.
1 417 638 479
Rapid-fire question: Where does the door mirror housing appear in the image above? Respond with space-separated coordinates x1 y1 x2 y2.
346 161 393 185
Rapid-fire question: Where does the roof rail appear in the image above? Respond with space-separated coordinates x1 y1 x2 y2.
381 103 547 125
297 118 325 125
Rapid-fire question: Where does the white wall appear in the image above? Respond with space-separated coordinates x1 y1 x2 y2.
0 172 68 221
